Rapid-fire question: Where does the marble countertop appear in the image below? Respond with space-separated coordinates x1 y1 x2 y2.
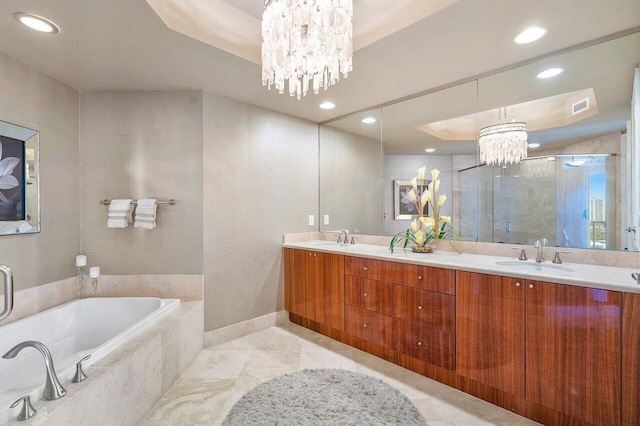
283 240 640 294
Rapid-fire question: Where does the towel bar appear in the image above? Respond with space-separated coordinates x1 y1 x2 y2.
99 199 176 206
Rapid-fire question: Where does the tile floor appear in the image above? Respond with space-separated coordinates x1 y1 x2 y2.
144 322 540 425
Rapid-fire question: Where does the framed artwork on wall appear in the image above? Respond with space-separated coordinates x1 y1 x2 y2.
0 120 40 235
393 179 430 220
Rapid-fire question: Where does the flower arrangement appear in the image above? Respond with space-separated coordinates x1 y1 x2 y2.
390 167 454 253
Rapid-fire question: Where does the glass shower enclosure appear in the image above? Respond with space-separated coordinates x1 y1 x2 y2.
464 154 617 250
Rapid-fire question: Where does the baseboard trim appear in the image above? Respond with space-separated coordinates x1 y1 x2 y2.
204 310 289 348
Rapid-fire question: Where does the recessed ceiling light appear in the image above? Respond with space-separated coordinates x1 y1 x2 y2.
528 143 540 148
425 148 436 153
361 117 376 124
514 27 547 44
319 102 335 110
13 13 59 34
536 68 564 79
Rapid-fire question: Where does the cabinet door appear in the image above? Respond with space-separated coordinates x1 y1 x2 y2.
456 271 525 397
284 249 315 320
623 292 640 426
526 281 621 426
314 252 344 330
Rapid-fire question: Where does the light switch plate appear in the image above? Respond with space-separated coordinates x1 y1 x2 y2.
308 215 315 226
324 215 330 225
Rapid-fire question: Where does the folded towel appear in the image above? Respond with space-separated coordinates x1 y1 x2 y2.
108 199 133 228
134 199 157 229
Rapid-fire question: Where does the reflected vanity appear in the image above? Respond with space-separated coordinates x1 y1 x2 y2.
0 120 40 235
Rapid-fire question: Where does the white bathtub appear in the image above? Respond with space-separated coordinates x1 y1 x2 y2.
0 297 180 424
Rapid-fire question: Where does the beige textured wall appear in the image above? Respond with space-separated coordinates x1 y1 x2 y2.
0 52 80 292
319 126 383 235
80 91 203 275
203 92 318 331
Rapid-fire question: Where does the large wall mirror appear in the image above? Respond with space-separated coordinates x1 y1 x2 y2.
319 108 383 235
0 120 40 235
474 32 640 251
319 30 640 252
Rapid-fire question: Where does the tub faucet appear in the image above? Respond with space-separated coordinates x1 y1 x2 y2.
534 238 548 263
0 264 13 322
3 341 67 400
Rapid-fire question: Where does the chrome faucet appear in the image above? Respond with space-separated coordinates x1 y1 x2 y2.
534 238 548 263
3 341 67 400
337 230 348 244
0 264 13 322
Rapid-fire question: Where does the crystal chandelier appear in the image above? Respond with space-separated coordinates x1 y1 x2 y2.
479 107 528 165
261 0 353 100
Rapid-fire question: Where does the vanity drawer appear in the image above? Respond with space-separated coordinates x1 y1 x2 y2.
345 305 392 347
418 266 455 295
345 257 381 280
392 286 455 332
392 318 455 370
345 276 392 314
378 260 455 295
378 260 423 287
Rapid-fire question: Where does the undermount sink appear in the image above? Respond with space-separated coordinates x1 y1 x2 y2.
313 242 350 248
495 261 574 273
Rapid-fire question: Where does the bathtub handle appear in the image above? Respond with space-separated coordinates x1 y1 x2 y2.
10 395 37 421
0 264 13 322
73 354 92 383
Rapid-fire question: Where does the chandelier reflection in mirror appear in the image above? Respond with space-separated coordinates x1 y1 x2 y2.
261 0 353 99
479 107 528 165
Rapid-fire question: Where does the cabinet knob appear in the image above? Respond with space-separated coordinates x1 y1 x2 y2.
417 305 423 310
529 284 534 289
418 275 422 280
363 292 368 297
308 253 312 256
363 323 369 328
313 253 317 257
516 282 520 287
364 266 368 271
417 341 423 346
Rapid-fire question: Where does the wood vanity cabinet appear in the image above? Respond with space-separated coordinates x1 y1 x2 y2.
344 257 456 370
286 249 634 425
622 292 640 426
284 248 344 330
456 271 622 426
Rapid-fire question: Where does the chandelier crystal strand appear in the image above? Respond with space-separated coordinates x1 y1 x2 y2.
479 121 528 165
262 0 353 100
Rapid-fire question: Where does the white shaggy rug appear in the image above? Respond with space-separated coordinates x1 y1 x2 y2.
222 369 427 425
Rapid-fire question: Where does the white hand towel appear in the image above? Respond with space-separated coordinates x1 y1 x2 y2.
134 199 157 229
107 199 133 228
